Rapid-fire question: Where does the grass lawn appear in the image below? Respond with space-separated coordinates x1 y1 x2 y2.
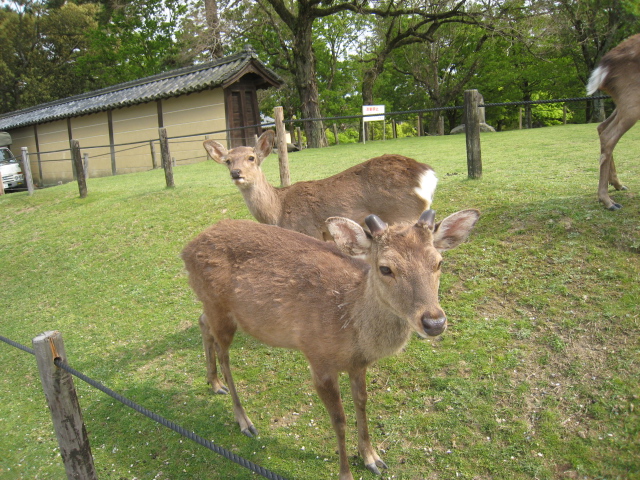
1 123 639 479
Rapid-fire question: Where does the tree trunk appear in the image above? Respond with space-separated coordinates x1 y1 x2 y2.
292 19 327 148
204 0 224 59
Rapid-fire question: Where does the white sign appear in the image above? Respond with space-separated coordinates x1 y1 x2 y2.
362 105 385 122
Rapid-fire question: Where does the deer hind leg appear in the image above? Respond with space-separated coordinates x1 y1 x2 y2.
198 314 229 394
349 368 387 475
598 109 637 210
311 367 353 480
202 310 257 437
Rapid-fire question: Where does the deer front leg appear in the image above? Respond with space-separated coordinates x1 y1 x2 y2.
198 314 229 394
312 368 353 480
350 368 387 475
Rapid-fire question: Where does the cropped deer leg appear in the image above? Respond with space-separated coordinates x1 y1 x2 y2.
203 311 257 437
598 109 636 210
198 314 229 394
312 368 353 480
350 368 387 474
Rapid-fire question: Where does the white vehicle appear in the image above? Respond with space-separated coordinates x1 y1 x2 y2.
0 132 24 190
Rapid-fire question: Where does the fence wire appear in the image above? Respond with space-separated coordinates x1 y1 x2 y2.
0 334 288 480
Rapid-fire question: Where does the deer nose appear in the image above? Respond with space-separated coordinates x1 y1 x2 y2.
230 169 242 179
421 314 447 337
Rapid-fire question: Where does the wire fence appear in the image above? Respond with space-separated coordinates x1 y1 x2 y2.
0 334 289 480
5 93 610 191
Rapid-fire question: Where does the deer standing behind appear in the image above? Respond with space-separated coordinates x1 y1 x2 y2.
182 208 480 480
587 33 640 210
204 130 438 239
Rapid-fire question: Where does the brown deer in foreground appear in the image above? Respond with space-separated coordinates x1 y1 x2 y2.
203 130 438 239
182 209 480 480
587 33 640 210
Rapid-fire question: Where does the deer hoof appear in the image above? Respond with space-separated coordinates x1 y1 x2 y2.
242 425 259 438
607 202 622 211
365 459 388 475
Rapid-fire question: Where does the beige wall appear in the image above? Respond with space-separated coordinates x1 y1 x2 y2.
162 89 227 165
5 88 228 186
70 111 111 178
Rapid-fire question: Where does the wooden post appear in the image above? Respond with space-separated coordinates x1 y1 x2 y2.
21 147 35 195
392 119 397 139
464 89 482 179
563 104 567 125
295 127 302 150
150 140 158 169
274 106 290 187
417 113 423 137
158 128 174 188
332 124 339 145
33 331 98 480
83 153 89 181
519 107 523 130
437 116 445 136
70 140 88 198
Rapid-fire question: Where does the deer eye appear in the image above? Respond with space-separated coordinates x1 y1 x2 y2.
379 266 393 277
248 155 255 162
436 260 443 271
224 159 231 165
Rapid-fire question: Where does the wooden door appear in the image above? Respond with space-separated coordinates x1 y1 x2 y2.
225 81 261 148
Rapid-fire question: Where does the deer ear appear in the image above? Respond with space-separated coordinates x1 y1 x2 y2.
255 130 275 162
326 217 372 258
204 140 228 164
432 209 480 252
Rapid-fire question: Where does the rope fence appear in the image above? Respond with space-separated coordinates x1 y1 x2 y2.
0 333 288 480
5 92 611 196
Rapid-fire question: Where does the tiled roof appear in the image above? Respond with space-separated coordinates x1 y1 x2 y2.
0 46 283 130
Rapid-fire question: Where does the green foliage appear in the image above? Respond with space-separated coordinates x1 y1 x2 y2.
76 0 189 88
1 124 639 479
0 2 100 111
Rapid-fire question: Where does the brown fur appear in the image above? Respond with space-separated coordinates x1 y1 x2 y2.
182 209 480 480
204 130 438 239
587 33 640 210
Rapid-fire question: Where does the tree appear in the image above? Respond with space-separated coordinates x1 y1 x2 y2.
391 21 488 134
76 0 190 89
0 1 100 112
541 0 639 121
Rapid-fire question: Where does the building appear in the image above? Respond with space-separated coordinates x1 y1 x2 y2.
0 46 282 186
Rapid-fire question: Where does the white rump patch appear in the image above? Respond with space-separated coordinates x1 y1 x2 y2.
587 66 608 95
415 169 438 209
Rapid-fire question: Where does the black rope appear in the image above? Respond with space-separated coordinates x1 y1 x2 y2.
0 335 288 480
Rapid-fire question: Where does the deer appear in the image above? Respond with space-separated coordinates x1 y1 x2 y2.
203 129 438 240
586 33 640 210
182 208 480 480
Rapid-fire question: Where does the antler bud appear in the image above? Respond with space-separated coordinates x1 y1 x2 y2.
365 214 388 235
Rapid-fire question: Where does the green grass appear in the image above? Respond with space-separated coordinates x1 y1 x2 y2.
1 124 639 480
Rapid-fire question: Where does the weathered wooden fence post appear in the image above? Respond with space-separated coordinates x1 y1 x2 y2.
83 153 89 181
295 126 302 150
518 107 523 129
33 331 98 480
158 128 174 188
150 140 158 169
332 124 339 145
21 147 35 195
70 140 88 198
464 89 483 179
274 106 290 187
